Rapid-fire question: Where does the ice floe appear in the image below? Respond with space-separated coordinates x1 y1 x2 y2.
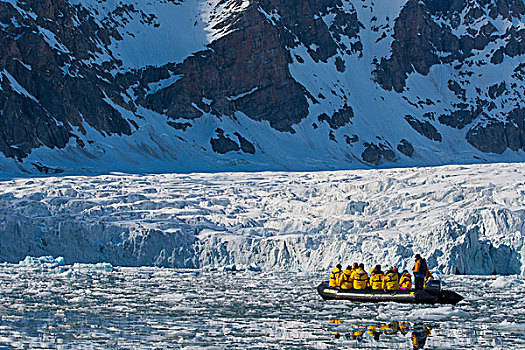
407 306 470 321
489 276 525 289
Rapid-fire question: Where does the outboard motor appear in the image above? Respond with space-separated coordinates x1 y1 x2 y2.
424 279 441 292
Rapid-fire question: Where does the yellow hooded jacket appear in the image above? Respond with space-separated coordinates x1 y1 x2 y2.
383 272 400 290
352 268 369 289
329 267 342 287
369 269 383 290
340 268 353 289
400 272 412 290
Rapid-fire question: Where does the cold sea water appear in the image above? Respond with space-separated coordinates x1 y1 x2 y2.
0 264 524 349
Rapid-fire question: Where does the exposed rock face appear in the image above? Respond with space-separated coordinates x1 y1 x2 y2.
375 0 525 93
209 128 256 155
0 0 524 173
136 0 363 133
210 134 240 154
0 0 132 160
234 133 256 154
317 105 354 129
371 0 525 155
361 143 395 165
397 139 414 157
140 3 310 133
438 109 480 130
404 115 442 142
467 108 525 154
488 82 506 99
374 0 459 93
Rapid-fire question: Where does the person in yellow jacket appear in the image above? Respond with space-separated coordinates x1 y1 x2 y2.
340 265 354 289
369 264 384 290
352 263 369 289
400 270 412 290
383 266 400 290
329 264 343 287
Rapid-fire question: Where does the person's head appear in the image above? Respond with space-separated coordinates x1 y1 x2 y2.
375 264 381 271
336 263 342 270
359 263 365 270
353 262 359 269
393 268 399 273
346 265 352 271
415 254 421 260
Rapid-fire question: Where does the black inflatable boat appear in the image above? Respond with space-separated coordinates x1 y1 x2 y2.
317 282 464 305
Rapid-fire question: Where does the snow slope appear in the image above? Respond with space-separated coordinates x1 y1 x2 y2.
67 0 247 70
0 163 523 274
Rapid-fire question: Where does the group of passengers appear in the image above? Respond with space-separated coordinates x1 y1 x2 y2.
329 254 431 291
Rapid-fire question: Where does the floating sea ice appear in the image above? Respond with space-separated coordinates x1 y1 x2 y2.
407 306 469 321
18 256 65 268
489 276 525 289
151 293 185 304
54 257 65 266
375 303 410 321
57 270 73 278
69 296 86 303
494 320 525 331
16 256 67 273
72 262 113 273
19 256 49 266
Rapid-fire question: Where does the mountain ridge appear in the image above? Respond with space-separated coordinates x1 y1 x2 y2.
0 0 524 175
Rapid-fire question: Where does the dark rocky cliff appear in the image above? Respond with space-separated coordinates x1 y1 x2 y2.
0 0 132 161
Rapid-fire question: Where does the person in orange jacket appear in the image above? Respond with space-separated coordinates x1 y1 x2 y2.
413 254 428 290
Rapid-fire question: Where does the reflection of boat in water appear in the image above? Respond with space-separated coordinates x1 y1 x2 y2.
329 320 432 349
317 281 464 305
412 322 432 350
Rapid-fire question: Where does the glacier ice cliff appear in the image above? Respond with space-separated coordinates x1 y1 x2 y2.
0 163 524 275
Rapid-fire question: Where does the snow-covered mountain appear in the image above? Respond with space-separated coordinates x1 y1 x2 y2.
1 163 524 275
0 0 524 175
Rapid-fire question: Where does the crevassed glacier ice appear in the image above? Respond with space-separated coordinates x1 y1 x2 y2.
0 163 524 275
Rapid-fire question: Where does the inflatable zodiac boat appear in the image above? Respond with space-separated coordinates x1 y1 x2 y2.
317 280 464 305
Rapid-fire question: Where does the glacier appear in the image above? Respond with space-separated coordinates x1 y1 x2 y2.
0 162 523 275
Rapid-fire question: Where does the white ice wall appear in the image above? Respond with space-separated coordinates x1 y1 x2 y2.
0 163 524 274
